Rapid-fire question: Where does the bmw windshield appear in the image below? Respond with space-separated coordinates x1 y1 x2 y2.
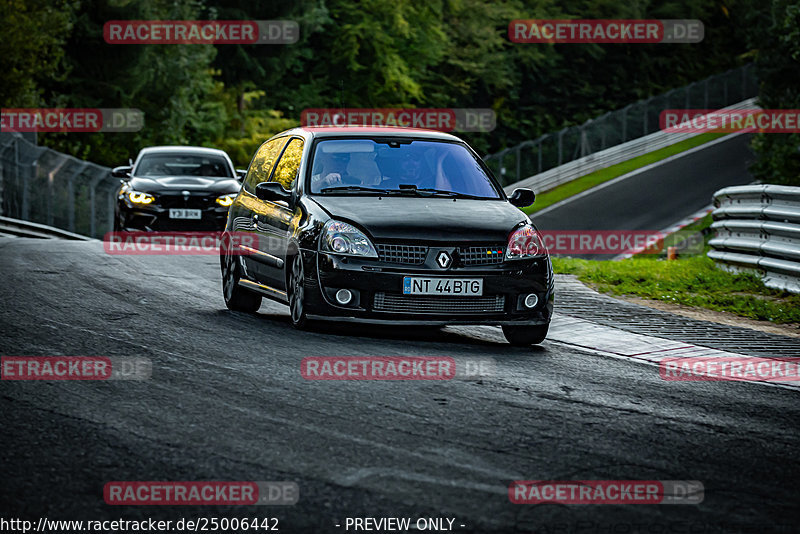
134 153 234 178
309 139 502 198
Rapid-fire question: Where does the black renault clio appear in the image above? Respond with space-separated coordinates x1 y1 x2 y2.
220 126 554 346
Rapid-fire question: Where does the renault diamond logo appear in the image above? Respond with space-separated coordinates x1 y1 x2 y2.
436 251 452 269
182 190 190 201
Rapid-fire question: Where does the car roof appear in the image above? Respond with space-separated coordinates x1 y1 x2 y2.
137 146 231 157
278 126 462 142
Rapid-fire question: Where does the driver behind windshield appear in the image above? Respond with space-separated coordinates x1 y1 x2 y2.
311 152 350 188
379 149 452 191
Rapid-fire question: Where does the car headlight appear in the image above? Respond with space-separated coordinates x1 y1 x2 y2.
506 224 546 260
128 191 155 205
216 194 236 207
320 220 378 258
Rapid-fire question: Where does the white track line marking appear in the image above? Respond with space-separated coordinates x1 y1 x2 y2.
544 314 800 391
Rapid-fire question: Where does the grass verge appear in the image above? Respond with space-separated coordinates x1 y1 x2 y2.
551 255 800 324
523 132 726 215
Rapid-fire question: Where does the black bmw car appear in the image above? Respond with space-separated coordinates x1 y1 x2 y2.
113 146 243 232
220 126 554 346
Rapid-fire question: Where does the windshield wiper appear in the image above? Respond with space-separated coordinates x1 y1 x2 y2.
393 184 485 199
320 184 487 199
319 185 391 194
419 189 484 198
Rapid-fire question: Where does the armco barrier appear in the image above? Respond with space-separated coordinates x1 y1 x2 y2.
708 184 800 294
503 98 756 195
0 215 92 240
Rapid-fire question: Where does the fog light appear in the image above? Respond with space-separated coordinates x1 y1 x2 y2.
335 289 353 305
524 293 539 309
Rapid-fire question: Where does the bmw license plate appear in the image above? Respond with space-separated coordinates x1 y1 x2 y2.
403 277 483 296
169 209 201 219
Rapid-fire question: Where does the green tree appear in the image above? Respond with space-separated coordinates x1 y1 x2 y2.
40 0 226 165
487 0 753 152
749 0 800 186
7 0 773 171
0 0 75 107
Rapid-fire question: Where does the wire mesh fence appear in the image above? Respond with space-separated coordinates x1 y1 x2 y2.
485 64 758 186
0 133 117 238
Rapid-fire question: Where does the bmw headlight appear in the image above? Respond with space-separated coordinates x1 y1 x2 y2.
320 220 378 258
506 224 546 260
216 193 236 207
128 191 155 205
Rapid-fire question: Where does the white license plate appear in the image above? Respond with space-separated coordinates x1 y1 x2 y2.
403 277 483 296
169 209 201 220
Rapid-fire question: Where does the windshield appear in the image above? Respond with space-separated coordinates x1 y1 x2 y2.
308 139 501 198
134 153 233 178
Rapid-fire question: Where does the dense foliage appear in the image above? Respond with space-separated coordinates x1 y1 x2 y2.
748 0 800 185
2 0 796 186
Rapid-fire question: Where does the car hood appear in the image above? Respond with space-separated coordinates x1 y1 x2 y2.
310 196 528 242
129 176 240 194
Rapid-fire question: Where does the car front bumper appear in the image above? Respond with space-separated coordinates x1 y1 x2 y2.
118 202 229 232
300 250 554 326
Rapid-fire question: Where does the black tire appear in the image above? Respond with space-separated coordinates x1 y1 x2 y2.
287 253 308 329
502 324 549 346
221 236 262 313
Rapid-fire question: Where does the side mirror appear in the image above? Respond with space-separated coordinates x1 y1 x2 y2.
112 165 132 179
236 169 247 181
509 188 535 208
255 182 292 203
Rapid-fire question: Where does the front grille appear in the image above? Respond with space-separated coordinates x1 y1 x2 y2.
151 218 222 232
458 245 506 266
373 292 505 314
157 194 216 209
376 244 428 265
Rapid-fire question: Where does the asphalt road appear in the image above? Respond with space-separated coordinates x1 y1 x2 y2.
531 134 755 232
1 239 798 533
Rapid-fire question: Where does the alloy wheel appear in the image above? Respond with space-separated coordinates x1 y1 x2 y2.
289 254 306 327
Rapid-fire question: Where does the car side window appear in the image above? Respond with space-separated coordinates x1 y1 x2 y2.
270 138 305 191
244 137 288 194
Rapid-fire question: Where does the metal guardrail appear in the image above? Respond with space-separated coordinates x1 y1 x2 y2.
708 184 800 294
0 216 92 240
0 133 116 239
504 98 757 194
